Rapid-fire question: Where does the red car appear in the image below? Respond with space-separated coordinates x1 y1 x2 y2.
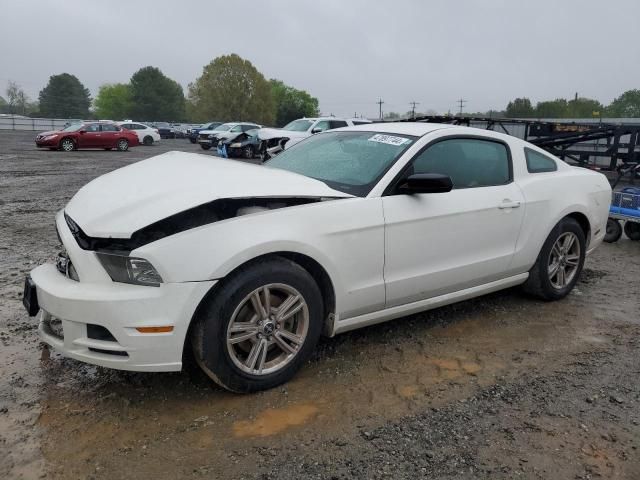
35 122 140 151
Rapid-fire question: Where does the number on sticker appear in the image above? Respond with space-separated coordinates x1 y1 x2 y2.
368 134 410 146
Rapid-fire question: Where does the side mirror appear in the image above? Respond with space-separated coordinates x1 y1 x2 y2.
79 130 86 134
397 173 453 194
311 127 323 134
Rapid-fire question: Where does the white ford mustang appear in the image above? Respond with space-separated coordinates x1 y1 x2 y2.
24 123 611 392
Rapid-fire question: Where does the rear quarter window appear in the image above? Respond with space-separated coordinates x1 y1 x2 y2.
525 148 557 173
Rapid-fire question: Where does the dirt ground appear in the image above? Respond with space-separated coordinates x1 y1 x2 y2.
1 130 639 479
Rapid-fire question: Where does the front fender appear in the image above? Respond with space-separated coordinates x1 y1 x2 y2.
135 198 386 319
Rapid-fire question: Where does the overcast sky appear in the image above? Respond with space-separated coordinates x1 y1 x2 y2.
1 0 639 119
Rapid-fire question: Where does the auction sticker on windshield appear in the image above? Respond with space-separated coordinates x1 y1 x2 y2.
368 134 411 146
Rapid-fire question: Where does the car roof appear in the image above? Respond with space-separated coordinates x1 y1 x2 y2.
341 122 456 136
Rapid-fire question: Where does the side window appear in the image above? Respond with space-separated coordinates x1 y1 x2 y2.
411 138 511 189
100 124 119 132
230 125 242 132
329 120 348 129
525 148 557 173
121 124 133 130
314 120 331 132
85 124 100 132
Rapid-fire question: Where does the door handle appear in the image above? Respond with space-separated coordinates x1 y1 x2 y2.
498 200 521 209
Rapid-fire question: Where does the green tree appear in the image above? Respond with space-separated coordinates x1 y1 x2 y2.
607 89 640 117
94 83 133 120
188 54 275 125
566 96 603 118
505 98 534 118
38 73 91 118
129 66 185 121
269 79 318 126
384 111 401 120
535 98 568 118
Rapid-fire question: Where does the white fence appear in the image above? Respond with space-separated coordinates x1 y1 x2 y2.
0 115 81 131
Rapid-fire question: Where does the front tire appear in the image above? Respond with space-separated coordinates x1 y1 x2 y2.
243 145 254 159
604 218 622 243
117 139 129 151
191 257 323 393
143 135 153 146
59 137 75 152
200 144 211 150
523 217 586 301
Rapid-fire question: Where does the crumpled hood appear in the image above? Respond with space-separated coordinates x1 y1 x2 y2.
257 128 309 141
65 151 350 238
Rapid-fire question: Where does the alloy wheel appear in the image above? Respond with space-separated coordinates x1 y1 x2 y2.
61 139 74 151
547 232 581 289
226 283 309 375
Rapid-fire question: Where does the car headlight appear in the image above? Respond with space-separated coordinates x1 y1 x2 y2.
230 143 241 148
96 253 163 287
43 135 58 140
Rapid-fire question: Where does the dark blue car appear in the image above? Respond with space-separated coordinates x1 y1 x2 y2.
188 122 222 144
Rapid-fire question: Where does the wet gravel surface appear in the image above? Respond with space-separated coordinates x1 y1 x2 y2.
1 130 639 479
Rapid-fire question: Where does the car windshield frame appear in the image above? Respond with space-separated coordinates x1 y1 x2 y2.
62 123 84 132
283 119 314 132
265 130 417 197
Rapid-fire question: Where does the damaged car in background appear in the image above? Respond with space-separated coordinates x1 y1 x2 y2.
217 128 261 159
23 123 611 393
257 117 371 159
197 122 261 150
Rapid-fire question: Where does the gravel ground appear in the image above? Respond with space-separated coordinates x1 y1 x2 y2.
1 130 639 479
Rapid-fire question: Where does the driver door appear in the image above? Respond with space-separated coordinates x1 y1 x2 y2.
78 123 102 148
382 136 525 307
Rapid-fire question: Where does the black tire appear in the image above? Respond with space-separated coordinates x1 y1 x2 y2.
604 218 622 243
104 148 112 151
59 137 75 152
523 217 586 301
200 144 211 150
116 138 129 151
143 135 153 146
191 257 323 393
243 145 254 159
624 221 640 240
189 138 197 144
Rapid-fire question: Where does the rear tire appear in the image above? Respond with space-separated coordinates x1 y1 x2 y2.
604 218 622 243
189 138 197 144
201 144 211 150
143 136 153 146
117 139 129 151
190 257 323 393
624 221 640 240
523 217 586 301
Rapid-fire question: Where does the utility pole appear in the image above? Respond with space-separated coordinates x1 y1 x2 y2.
409 101 420 119
377 98 384 120
457 98 467 116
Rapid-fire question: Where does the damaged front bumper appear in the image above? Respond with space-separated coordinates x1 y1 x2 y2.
30 263 215 372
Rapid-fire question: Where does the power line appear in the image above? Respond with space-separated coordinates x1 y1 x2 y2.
457 98 467 115
409 101 420 119
377 98 384 120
